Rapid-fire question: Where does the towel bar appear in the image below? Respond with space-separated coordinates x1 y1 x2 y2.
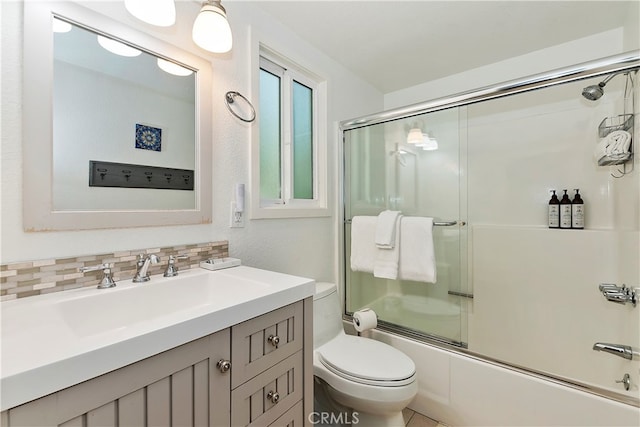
344 218 464 227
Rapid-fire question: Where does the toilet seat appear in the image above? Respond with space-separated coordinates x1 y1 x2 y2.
316 334 415 387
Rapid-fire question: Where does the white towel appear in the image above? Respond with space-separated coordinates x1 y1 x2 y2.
373 215 402 280
375 210 402 249
399 217 437 283
350 216 377 273
594 130 632 165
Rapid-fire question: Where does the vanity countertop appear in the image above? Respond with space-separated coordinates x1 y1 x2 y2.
0 266 314 411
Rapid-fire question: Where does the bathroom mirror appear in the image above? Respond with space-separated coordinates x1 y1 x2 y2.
23 1 212 230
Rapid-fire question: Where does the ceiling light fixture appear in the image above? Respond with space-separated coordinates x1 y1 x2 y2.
124 0 176 27
97 35 142 57
192 0 233 53
157 58 194 76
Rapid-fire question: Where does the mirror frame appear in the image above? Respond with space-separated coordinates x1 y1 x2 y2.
23 1 212 231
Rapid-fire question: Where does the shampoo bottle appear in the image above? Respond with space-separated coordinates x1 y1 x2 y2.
548 190 560 228
571 189 584 229
560 189 572 229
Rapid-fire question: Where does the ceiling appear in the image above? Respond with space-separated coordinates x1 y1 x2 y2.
252 1 635 93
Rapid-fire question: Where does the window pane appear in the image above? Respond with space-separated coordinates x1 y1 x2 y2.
259 69 281 200
292 80 313 199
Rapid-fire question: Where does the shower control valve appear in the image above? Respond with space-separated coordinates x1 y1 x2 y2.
598 283 637 307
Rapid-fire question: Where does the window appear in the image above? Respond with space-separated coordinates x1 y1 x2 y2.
252 49 327 218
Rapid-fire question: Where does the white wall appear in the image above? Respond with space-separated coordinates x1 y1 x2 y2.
0 1 383 287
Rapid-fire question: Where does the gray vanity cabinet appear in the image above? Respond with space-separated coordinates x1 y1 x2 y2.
4 329 231 426
2 299 312 427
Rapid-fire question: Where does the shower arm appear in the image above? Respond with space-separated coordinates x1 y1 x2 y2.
598 73 617 87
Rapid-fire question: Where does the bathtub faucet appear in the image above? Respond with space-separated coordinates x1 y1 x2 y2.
133 254 160 283
592 342 639 360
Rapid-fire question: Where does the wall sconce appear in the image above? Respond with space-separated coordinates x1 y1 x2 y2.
124 0 233 54
407 128 424 145
192 1 233 53
407 128 438 151
124 0 176 27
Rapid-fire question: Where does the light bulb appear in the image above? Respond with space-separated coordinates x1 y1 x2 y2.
97 35 142 57
192 2 233 53
52 17 72 33
157 58 193 77
407 128 424 144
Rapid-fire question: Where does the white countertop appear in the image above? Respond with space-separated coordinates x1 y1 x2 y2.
0 266 314 411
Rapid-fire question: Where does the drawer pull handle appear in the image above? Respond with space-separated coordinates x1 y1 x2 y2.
267 390 280 404
267 334 280 347
217 359 231 373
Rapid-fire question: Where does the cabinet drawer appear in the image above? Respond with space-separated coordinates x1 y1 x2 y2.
270 400 304 427
231 352 303 427
231 301 303 388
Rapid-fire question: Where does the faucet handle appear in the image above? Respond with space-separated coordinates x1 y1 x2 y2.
78 263 116 289
164 255 188 277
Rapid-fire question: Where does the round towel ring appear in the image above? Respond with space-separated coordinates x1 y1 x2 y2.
225 91 256 123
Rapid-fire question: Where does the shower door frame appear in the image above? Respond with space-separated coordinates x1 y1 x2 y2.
338 50 640 407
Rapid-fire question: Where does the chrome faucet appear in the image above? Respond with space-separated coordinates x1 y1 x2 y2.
592 342 639 360
163 254 189 277
133 254 160 283
78 263 116 289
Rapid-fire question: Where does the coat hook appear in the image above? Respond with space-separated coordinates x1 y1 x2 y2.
97 168 107 180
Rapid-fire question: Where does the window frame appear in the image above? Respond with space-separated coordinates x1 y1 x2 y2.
251 45 328 219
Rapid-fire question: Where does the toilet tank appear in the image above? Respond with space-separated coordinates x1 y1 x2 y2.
313 282 345 348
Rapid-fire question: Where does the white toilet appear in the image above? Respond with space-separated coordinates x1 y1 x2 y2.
313 282 418 427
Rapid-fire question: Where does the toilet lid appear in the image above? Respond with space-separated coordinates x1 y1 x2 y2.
316 335 416 386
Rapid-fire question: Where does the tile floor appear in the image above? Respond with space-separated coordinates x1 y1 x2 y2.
403 408 447 427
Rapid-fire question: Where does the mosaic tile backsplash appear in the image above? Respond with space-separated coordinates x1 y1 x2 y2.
0 241 228 301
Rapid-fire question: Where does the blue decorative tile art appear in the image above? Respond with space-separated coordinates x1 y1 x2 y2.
135 124 162 152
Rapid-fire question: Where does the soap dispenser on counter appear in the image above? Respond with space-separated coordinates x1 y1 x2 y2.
560 189 572 229
571 189 584 229
548 190 560 228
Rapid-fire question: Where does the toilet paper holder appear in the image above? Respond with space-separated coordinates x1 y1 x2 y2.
352 308 378 335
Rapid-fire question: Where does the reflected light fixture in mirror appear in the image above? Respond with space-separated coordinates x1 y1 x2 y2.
97 35 142 57
192 0 233 53
53 17 71 33
407 128 424 144
421 135 439 151
124 0 176 27
157 58 194 76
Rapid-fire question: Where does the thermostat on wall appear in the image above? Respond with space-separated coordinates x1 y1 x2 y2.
199 257 241 271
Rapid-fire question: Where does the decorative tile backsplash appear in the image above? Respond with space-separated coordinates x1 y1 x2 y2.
0 241 228 301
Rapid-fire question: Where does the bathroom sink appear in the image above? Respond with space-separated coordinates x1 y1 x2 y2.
1 265 314 411
57 269 269 337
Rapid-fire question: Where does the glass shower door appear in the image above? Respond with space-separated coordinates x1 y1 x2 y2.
344 107 469 346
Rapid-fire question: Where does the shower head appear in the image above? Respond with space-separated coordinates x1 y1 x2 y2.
581 83 605 101
581 73 617 101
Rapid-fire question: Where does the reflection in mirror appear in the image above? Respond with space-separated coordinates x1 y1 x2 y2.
23 1 212 230
53 19 196 210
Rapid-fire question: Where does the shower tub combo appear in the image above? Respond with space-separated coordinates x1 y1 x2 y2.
340 51 640 425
